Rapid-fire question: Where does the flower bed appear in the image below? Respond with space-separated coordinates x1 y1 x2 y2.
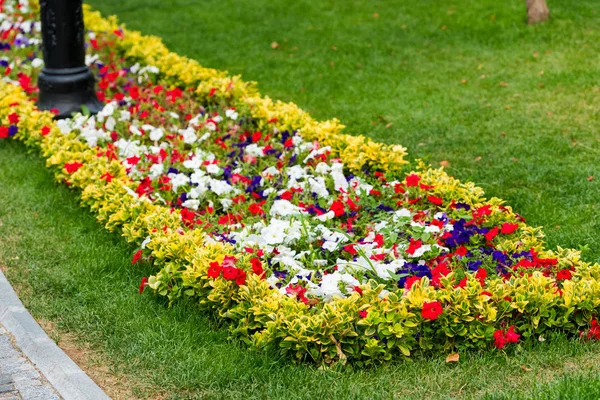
2 0 600 365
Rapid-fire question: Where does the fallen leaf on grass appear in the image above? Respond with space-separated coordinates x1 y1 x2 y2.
521 365 532 372
372 13 380 18
446 353 459 363
588 176 594 181
440 160 450 167
499 81 509 87
474 156 482 161
271 42 279 49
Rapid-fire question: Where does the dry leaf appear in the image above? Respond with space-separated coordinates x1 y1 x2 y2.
372 12 380 18
329 61 335 67
385 122 393 128
521 365 532 372
461 79 468 84
441 25 447 30
270 42 279 49
499 82 509 87
446 353 460 363
440 160 450 167
512 157 519 162
331 45 337 51
588 176 594 181
475 156 482 161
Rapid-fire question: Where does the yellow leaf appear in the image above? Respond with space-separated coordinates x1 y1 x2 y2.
446 353 459 363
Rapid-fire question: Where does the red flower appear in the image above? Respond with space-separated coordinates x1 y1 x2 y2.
132 249 143 265
475 268 487 285
556 269 572 281
493 329 506 349
41 126 51 136
235 269 247 286
329 200 345 217
7 113 19 124
454 246 468 257
494 326 520 348
248 202 265 215
422 301 443 320
0 126 8 139
139 277 148 294
406 174 421 187
64 162 83 174
405 275 422 290
500 222 519 235
353 286 363 296
406 238 423 255
505 326 520 343
588 320 600 340
250 257 264 278
484 226 499 241
358 310 368 319
100 172 114 183
207 261 222 278
427 195 443 206
374 233 384 248
222 266 238 280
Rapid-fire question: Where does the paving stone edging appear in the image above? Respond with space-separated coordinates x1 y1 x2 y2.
0 271 110 400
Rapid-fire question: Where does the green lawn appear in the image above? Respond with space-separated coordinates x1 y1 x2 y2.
2 0 600 398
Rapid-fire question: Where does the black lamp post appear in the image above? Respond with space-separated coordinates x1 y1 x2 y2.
36 0 103 119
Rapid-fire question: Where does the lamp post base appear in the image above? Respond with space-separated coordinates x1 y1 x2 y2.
36 66 103 119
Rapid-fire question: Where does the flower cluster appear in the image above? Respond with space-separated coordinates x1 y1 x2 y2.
2 0 600 365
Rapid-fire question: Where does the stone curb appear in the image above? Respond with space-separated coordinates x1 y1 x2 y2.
0 271 110 400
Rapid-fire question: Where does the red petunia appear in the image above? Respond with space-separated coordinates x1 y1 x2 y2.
505 326 520 343
0 126 8 139
250 257 264 278
132 249 143 265
484 226 499 241
556 269 572 281
207 261 222 278
454 246 468 257
493 329 506 349
406 238 423 255
405 275 422 290
139 277 148 294
222 266 238 280
500 222 519 235
422 301 443 320
427 195 443 206
405 174 421 187
329 200 345 217
7 113 19 124
358 310 368 319
64 162 83 174
41 126 51 136
100 172 114 183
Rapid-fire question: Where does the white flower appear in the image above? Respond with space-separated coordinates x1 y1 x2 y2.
181 127 197 144
182 199 200 210
308 177 329 198
210 179 233 195
149 128 164 141
170 173 190 192
225 109 238 120
129 125 142 136
245 144 264 157
206 163 220 175
105 116 116 131
309 272 359 302
262 166 280 177
148 163 164 179
56 119 71 134
190 169 207 184
270 200 304 217
330 163 348 192
31 58 43 68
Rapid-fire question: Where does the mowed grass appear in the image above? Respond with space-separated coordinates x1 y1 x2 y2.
1 0 600 398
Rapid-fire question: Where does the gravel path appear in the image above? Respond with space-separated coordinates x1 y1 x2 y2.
0 322 60 400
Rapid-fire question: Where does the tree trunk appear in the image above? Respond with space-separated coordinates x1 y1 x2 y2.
526 0 550 24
